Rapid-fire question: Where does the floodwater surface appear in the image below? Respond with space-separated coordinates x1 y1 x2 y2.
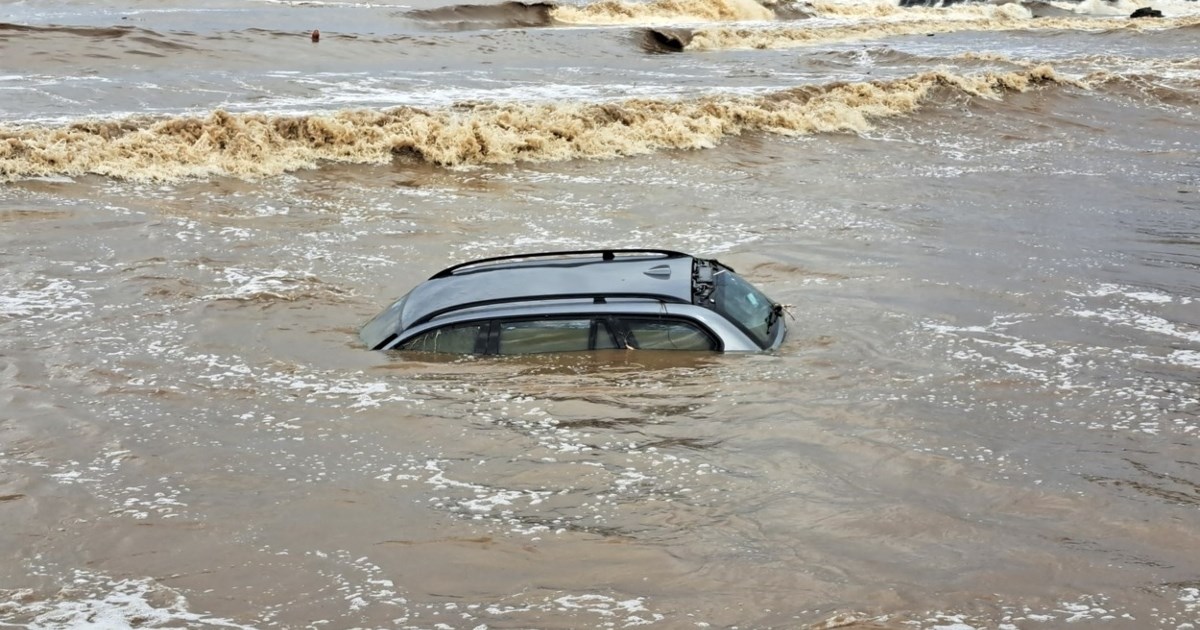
1 0 1199 627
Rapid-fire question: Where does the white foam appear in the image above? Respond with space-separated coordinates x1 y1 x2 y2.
1077 283 1193 305
0 278 94 322
226 80 707 116
199 268 316 302
0 570 256 629
1169 350 1200 369
1051 0 1200 17
1073 308 1200 345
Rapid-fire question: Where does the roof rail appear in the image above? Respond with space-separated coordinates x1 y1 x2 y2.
430 249 689 279
411 291 690 327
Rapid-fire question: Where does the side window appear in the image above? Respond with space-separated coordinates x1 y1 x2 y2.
622 318 716 351
498 318 611 355
592 319 619 350
399 323 483 354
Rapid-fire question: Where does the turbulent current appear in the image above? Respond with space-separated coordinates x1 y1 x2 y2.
1 0 1199 628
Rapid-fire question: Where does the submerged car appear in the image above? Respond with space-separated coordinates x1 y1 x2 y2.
360 249 786 355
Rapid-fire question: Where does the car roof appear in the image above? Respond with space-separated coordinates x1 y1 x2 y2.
398 250 696 329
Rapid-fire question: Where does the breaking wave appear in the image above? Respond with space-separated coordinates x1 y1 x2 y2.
408 1 557 29
0 67 1077 182
407 0 781 28
680 11 1200 51
814 0 1200 19
404 0 1200 30
800 0 1065 19
551 0 775 25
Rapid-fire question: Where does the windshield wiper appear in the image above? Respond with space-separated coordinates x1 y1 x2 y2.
765 303 783 328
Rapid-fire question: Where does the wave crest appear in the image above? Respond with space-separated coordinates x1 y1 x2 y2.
551 0 774 25
683 12 1200 50
0 67 1075 182
407 1 556 28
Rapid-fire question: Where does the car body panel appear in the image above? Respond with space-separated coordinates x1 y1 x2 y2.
399 254 694 329
382 302 766 352
360 250 785 354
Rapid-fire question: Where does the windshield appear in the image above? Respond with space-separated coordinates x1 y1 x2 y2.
711 267 777 348
360 295 407 350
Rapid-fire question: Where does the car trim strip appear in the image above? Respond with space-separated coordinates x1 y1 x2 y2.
411 293 692 328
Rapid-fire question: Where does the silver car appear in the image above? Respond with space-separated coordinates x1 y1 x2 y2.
360 249 786 354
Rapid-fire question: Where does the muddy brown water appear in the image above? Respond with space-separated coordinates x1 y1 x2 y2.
2 0 1199 627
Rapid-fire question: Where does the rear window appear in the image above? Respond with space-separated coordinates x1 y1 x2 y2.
400 323 483 353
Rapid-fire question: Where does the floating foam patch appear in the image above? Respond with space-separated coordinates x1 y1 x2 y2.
0 569 256 629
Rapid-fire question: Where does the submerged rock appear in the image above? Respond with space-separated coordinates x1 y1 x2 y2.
1130 7 1164 17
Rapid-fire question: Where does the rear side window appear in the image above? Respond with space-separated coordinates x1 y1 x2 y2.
622 318 716 351
399 323 483 353
498 318 617 355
